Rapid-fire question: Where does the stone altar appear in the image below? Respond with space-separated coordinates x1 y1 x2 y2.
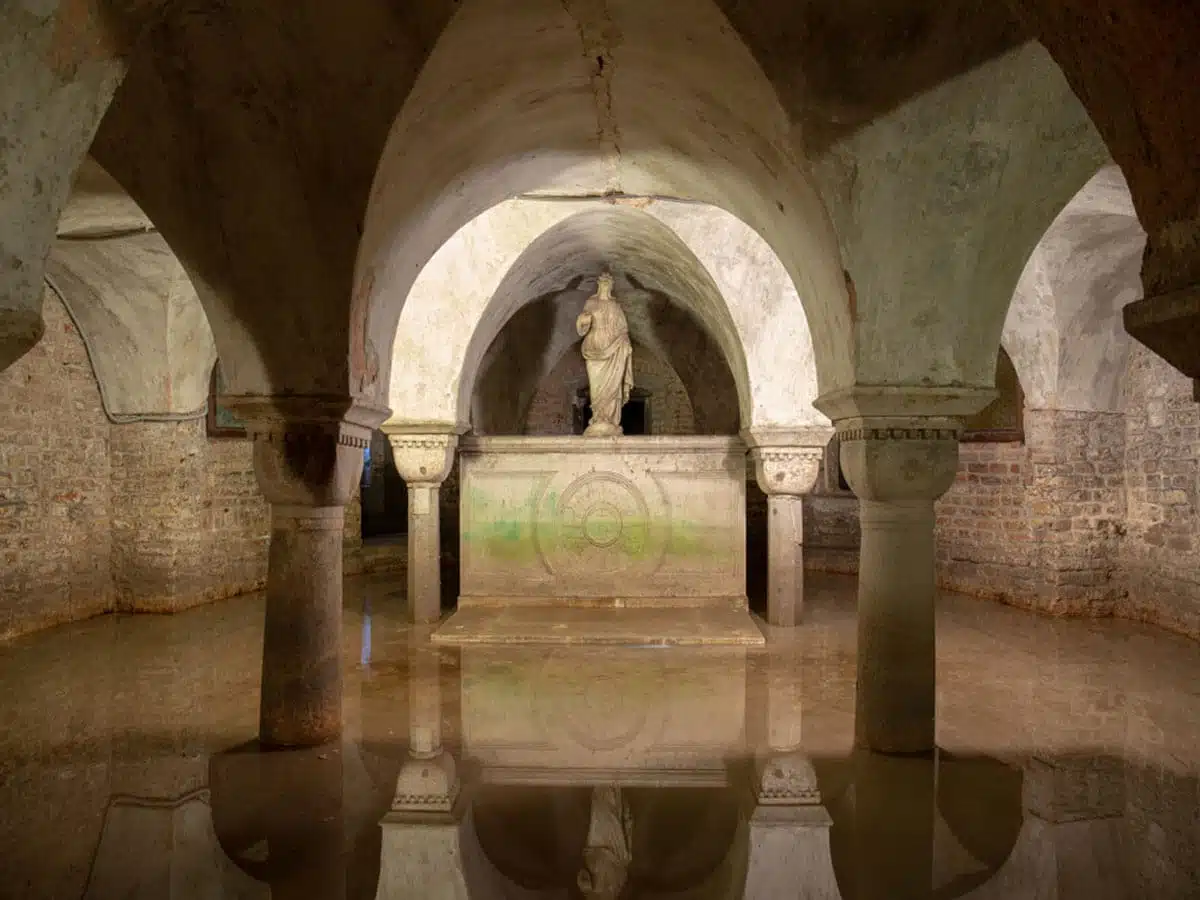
452 435 748 609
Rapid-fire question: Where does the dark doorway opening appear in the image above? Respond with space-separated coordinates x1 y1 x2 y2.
573 387 651 435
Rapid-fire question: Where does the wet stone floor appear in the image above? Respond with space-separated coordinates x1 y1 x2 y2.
0 572 1198 899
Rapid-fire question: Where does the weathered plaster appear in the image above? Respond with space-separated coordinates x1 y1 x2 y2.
359 0 853 410
0 2 124 371
1004 165 1146 412
811 41 1109 394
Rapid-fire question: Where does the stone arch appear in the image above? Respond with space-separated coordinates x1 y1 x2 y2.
1002 164 1146 413
45 158 217 420
388 201 824 433
357 0 853 411
811 41 1111 399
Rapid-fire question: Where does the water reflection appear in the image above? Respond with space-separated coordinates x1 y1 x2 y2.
1 580 1198 898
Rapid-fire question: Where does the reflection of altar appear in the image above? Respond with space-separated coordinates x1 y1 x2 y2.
461 646 748 786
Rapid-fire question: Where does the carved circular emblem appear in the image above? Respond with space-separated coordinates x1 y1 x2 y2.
582 502 623 548
534 471 667 577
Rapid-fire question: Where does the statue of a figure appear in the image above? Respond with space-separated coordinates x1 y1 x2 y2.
577 785 633 899
576 272 633 437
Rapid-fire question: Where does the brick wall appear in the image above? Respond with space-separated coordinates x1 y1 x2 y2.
524 345 696 435
0 292 279 639
0 292 113 637
936 411 1127 616
1120 344 1200 637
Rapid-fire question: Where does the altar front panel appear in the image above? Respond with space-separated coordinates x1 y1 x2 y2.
459 436 747 607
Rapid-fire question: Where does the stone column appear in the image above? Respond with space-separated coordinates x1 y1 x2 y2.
384 425 459 624
838 419 960 754
746 430 828 627
228 397 388 747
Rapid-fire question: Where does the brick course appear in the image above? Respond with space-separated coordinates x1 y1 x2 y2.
0 292 360 638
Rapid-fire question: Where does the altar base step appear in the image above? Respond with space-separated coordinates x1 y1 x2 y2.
431 605 765 646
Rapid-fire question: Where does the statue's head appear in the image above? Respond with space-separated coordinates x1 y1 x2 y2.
597 271 615 299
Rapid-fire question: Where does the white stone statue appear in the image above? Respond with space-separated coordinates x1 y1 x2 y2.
576 272 634 437
577 785 633 899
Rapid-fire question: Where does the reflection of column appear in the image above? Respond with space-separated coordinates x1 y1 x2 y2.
852 751 936 899
962 755 1129 899
385 426 459 624
747 430 829 627
838 419 960 754
210 743 350 900
85 790 266 899
745 752 840 899
231 396 388 747
393 641 458 815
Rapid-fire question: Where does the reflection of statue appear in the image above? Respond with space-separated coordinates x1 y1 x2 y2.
577 272 634 437
578 786 633 899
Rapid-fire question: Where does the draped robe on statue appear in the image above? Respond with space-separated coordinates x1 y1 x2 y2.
577 276 634 436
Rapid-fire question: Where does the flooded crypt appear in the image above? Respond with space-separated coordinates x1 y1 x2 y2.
1 0 1200 897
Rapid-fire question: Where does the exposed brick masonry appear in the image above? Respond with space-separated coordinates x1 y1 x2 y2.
0 293 370 639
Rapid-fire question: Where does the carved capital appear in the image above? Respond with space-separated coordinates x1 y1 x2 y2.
749 446 824 496
222 395 389 508
754 752 822 807
835 416 960 504
391 751 460 815
383 423 460 485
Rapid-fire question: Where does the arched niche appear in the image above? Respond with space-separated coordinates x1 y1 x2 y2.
469 286 738 437
387 201 824 433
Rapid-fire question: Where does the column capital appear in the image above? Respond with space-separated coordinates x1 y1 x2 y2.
744 428 830 496
382 421 463 485
754 752 822 807
750 447 824 496
837 421 961 505
390 752 461 815
223 395 390 509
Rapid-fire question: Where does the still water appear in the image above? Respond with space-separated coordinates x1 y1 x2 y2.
1 573 1197 898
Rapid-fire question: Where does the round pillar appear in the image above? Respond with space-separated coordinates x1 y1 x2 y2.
839 420 959 754
230 396 389 748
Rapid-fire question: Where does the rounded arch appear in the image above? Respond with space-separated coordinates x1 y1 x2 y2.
389 200 825 433
454 206 750 430
1002 164 1146 412
357 0 852 409
45 157 218 420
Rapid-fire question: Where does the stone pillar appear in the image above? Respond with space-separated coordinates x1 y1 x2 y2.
228 397 388 747
838 419 960 754
384 426 459 624
746 430 828 627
